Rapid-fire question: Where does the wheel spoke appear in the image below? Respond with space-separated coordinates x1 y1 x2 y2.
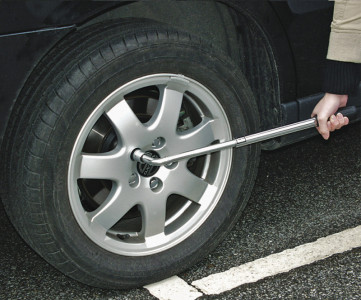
174 118 220 153
141 197 167 238
87 186 136 231
79 151 125 181
146 82 186 133
106 100 148 144
167 166 210 203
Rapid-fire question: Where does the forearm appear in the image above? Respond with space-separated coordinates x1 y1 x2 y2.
327 0 361 63
313 0 360 140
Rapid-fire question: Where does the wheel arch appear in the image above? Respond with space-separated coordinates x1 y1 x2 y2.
79 0 289 134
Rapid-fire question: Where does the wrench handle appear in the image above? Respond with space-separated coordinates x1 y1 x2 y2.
132 106 358 166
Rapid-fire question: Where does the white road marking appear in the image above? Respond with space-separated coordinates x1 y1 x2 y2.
192 225 361 295
145 276 202 300
143 226 361 299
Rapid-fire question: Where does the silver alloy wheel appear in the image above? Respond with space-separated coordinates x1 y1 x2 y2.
68 74 233 256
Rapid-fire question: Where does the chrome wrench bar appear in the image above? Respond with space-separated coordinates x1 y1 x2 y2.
131 107 356 167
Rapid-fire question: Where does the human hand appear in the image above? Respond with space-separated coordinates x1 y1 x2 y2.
311 93 349 140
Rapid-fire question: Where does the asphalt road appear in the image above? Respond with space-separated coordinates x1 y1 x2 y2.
1 123 360 299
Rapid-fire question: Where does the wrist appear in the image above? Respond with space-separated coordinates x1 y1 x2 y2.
324 93 348 107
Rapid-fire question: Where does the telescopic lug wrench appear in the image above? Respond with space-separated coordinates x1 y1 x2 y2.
131 106 356 167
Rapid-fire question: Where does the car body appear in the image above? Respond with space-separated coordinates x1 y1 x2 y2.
1 1 360 148
1 0 360 289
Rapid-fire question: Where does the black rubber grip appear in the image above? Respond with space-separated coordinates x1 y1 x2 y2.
335 106 357 118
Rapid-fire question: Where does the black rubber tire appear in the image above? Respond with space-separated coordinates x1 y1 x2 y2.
1 21 260 289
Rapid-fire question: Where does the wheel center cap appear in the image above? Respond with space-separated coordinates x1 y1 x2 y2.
137 150 160 177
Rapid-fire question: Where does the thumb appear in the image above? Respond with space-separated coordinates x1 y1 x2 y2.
316 115 330 140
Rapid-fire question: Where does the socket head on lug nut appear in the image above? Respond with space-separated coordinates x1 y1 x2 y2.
137 150 160 177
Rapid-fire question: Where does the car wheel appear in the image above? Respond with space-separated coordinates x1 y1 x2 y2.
1 21 260 288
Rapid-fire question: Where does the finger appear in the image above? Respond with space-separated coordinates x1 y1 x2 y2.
317 127 330 140
327 120 332 131
336 113 345 128
329 115 339 131
336 113 350 130
317 117 330 140
321 129 330 140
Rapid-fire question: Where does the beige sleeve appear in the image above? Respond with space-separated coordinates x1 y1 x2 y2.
327 0 361 63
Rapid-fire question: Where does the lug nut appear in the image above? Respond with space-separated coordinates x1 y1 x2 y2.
149 177 163 192
129 173 139 188
152 137 165 149
150 177 159 190
165 161 178 169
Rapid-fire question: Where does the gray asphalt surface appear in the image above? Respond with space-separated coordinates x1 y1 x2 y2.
1 123 360 299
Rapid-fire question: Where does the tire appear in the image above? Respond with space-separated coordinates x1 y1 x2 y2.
1 21 260 288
